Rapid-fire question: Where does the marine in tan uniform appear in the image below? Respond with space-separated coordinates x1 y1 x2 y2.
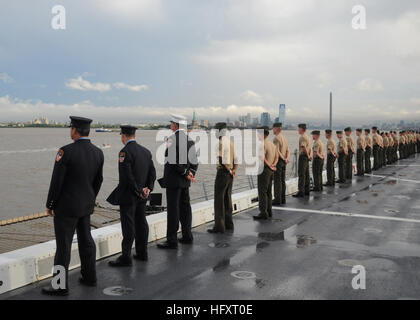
392 131 399 162
355 129 366 176
272 122 290 205
254 126 278 220
324 129 337 186
399 131 406 159
208 122 238 234
293 123 312 198
336 131 348 183
364 129 373 174
382 132 389 166
386 132 394 164
344 127 355 180
417 131 420 154
377 130 384 167
311 131 325 191
372 127 381 169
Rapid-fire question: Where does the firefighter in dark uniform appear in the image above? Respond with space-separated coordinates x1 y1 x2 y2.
157 114 198 249
42 116 104 296
107 125 156 267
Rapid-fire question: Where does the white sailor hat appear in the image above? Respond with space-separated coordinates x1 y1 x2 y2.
170 114 187 125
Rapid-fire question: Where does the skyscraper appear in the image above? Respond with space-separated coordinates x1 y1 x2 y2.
261 112 271 127
279 104 286 124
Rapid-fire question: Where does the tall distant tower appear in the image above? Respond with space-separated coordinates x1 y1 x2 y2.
192 110 198 128
329 92 332 130
279 104 286 124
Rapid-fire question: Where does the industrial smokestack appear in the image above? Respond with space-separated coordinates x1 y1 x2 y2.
329 92 332 130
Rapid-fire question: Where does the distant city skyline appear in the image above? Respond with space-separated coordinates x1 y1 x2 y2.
1 1 420 124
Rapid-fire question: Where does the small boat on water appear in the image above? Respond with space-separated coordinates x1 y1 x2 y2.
95 128 112 132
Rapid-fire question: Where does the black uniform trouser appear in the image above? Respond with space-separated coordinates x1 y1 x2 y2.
298 154 310 194
338 152 347 182
326 153 336 185
373 145 379 169
53 214 96 288
274 159 287 204
258 166 274 218
312 157 324 190
213 169 234 232
120 200 148 260
365 147 372 173
417 141 420 153
356 149 365 175
346 151 353 180
166 187 193 244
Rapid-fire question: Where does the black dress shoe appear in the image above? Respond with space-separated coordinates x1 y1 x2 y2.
207 228 223 234
272 201 281 205
305 192 310 196
157 242 178 249
41 286 69 296
312 188 321 192
108 256 132 267
253 214 268 220
79 277 97 287
293 193 304 198
133 252 148 261
178 237 193 244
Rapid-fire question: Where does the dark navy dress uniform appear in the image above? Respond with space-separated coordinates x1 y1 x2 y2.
107 126 156 266
43 116 104 295
158 127 198 249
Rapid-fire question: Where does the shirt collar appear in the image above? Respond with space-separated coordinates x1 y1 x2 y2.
76 137 89 141
125 139 136 145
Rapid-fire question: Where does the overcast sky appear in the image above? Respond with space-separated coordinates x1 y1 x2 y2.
1 0 420 124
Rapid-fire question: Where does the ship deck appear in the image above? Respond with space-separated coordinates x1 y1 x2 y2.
3 155 420 300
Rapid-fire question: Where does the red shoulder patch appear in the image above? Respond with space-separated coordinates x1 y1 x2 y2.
119 152 126 163
56 149 64 162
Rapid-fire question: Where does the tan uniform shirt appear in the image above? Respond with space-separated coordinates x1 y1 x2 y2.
338 137 348 153
388 136 394 147
264 139 278 166
393 135 399 145
357 136 366 150
299 133 312 155
216 136 237 170
365 135 373 148
327 138 336 155
383 136 389 147
313 139 325 159
400 135 406 144
273 133 289 160
372 133 380 146
377 135 384 147
346 135 355 152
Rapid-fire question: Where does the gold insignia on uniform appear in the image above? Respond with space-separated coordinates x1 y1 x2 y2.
119 152 126 163
56 149 64 162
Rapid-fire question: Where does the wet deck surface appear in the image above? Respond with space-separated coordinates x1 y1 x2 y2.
3 155 420 300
